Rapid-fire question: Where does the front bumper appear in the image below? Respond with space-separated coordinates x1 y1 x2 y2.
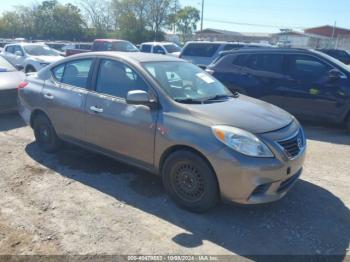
208 121 306 204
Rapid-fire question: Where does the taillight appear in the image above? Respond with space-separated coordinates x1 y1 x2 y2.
17 81 28 90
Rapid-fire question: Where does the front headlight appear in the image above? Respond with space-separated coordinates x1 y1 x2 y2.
212 125 274 158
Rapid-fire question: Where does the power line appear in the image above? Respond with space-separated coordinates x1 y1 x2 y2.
205 18 307 30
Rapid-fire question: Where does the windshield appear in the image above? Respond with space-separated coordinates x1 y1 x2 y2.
23 45 60 56
0 56 16 72
143 61 232 103
164 44 181 53
111 41 139 52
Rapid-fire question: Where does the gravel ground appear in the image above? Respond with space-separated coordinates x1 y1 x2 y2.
0 112 349 259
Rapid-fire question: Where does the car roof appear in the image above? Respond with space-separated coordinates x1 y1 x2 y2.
141 42 175 45
70 51 183 63
6 42 46 47
220 48 315 55
94 39 129 43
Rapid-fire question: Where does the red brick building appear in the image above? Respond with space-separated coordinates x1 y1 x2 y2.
304 25 350 38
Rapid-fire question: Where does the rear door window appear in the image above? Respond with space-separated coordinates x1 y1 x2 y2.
61 59 93 88
141 45 152 53
182 43 220 57
245 54 284 74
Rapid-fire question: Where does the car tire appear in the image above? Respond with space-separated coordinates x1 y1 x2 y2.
25 66 36 73
162 150 220 212
33 114 61 153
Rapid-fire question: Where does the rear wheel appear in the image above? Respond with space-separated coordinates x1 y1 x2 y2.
33 114 61 152
162 150 220 212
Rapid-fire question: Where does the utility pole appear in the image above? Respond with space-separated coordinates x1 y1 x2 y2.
200 0 205 31
331 21 336 48
173 0 177 34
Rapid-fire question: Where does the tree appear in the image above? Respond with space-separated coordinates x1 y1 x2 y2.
175 6 200 42
80 0 113 37
149 0 173 40
0 11 22 38
111 0 155 43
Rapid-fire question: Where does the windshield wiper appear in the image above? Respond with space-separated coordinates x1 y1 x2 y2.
174 98 203 104
202 94 235 103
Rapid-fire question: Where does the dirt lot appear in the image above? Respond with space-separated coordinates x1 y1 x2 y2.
0 112 349 258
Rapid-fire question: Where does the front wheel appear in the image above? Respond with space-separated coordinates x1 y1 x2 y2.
162 150 220 212
33 114 61 152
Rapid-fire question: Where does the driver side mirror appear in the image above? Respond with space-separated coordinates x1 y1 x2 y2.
15 51 23 57
126 90 155 107
328 69 346 80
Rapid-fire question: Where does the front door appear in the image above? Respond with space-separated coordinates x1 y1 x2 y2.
85 59 157 166
282 54 348 121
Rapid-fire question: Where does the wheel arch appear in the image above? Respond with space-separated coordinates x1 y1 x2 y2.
29 109 50 128
159 145 217 179
25 64 36 73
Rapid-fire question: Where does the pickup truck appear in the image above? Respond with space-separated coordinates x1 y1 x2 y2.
65 39 139 56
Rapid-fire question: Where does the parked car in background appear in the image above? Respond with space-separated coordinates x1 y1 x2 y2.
179 41 271 68
207 48 350 129
65 39 139 56
318 49 350 65
140 42 182 57
18 52 306 212
61 42 92 56
1 43 63 73
0 56 25 113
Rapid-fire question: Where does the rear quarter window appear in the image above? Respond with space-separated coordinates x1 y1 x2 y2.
182 43 220 57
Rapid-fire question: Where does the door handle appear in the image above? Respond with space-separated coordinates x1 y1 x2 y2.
44 93 54 100
90 106 104 113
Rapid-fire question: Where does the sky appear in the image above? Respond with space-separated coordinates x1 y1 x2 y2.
0 0 349 33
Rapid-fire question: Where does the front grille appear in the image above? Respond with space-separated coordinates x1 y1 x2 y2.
278 130 304 158
277 169 302 193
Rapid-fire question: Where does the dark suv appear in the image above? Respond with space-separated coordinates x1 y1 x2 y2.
207 48 350 129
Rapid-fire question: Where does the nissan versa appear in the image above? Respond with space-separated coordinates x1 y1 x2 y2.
18 52 306 212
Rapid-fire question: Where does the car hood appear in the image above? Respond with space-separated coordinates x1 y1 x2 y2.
186 95 293 134
0 71 25 90
33 56 63 63
168 52 181 57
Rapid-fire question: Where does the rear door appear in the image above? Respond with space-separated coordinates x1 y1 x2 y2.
42 58 95 141
84 58 157 167
282 54 348 120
